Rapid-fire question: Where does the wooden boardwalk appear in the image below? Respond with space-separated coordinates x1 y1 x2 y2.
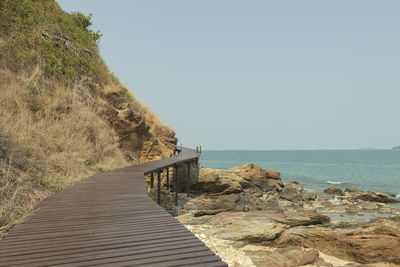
0 148 227 266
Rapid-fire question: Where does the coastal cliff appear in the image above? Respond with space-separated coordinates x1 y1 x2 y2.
0 0 176 237
393 146 400 150
173 164 400 266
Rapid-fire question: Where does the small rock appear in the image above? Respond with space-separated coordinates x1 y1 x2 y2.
345 188 363 193
313 256 334 267
324 187 344 196
285 181 304 192
279 188 303 202
245 247 320 267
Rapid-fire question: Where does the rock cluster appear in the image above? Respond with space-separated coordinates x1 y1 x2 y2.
174 164 400 267
324 187 400 203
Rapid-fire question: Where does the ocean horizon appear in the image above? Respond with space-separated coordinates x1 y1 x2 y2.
200 149 400 196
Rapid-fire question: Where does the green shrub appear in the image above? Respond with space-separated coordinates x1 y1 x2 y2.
0 0 108 84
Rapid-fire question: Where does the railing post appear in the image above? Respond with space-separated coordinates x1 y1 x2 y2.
157 171 161 205
175 164 179 206
166 167 169 190
150 173 154 189
196 157 200 181
187 161 190 197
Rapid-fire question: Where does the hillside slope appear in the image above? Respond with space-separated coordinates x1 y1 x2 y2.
0 0 177 237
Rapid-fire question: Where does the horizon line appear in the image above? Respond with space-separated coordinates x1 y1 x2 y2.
200 148 395 151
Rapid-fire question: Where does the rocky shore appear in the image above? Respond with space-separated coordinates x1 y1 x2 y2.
166 164 400 266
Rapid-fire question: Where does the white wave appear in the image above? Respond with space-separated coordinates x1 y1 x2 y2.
396 194 400 199
327 180 344 185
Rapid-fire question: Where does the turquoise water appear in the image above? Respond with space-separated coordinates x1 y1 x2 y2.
200 150 400 196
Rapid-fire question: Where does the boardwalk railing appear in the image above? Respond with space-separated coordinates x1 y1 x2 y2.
0 146 227 266
144 147 199 206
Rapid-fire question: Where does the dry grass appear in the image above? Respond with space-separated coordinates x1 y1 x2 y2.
0 65 177 238
0 66 129 237
0 0 177 240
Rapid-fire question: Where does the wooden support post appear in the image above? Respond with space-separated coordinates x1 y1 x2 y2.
175 164 179 206
187 161 190 197
196 158 200 181
166 167 169 190
150 173 154 189
157 171 161 205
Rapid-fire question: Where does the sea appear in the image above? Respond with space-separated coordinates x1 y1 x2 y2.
200 150 400 197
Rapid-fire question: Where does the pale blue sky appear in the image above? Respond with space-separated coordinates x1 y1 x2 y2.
57 0 400 150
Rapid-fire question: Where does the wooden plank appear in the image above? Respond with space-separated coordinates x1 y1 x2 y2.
0 147 227 266
0 233 197 259
50 249 216 267
2 238 201 264
5 240 206 266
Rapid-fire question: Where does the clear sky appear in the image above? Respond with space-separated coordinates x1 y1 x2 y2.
57 0 400 150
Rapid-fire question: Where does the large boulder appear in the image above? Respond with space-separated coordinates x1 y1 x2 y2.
182 194 241 214
201 211 288 243
187 210 329 243
193 164 284 194
193 168 243 194
273 218 400 264
273 210 330 227
234 164 283 192
353 191 400 203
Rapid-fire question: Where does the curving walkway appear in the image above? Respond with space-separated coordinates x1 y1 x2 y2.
0 148 227 266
